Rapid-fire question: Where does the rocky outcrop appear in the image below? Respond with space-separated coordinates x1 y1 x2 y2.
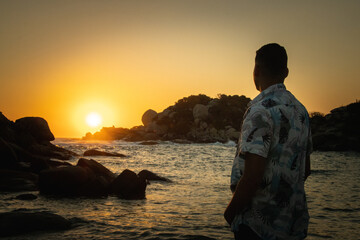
0 112 77 169
83 149 126 157
109 169 147 200
310 101 360 151
0 209 71 237
0 112 79 194
83 94 251 143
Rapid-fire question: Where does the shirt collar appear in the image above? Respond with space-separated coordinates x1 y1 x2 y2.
249 83 286 106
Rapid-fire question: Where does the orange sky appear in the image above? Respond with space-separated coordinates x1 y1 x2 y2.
1 1 359 138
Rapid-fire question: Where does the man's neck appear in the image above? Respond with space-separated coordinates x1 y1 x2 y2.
259 79 283 92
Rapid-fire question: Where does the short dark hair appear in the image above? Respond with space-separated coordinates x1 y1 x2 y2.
255 43 287 77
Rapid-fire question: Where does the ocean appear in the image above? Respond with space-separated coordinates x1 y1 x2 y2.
1 139 359 240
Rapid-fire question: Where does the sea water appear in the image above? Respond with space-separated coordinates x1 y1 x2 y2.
0 139 359 239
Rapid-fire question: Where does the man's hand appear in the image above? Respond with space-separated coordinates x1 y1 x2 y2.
224 199 237 225
224 152 267 225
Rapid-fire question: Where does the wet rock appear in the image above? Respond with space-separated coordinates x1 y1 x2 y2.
109 169 147 200
15 193 38 200
83 149 126 157
39 166 89 196
76 158 116 183
39 159 115 197
0 169 38 192
138 170 171 182
0 209 71 237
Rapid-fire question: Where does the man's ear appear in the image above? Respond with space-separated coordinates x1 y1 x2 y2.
283 67 289 79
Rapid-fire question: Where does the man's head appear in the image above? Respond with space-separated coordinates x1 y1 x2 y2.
254 43 289 92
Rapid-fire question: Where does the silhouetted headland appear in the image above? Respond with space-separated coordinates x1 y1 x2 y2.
84 94 251 143
83 94 360 152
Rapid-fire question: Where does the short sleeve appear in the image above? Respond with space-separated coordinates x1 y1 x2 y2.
239 108 273 158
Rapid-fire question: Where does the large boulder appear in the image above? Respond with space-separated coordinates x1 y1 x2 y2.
39 159 115 197
193 104 209 121
109 169 147 199
142 109 157 127
39 166 89 196
0 210 71 237
14 117 55 142
83 149 126 157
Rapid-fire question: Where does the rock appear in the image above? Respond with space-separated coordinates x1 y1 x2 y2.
138 170 171 182
0 112 16 142
39 160 112 197
142 109 157 127
14 117 55 142
39 166 90 196
28 142 77 160
76 158 116 183
226 127 240 141
146 122 168 135
0 209 71 237
83 149 126 157
39 159 115 197
0 169 38 192
172 139 192 144
310 101 360 151
15 193 38 200
47 159 73 168
0 137 19 169
109 169 147 200
157 109 171 120
193 104 209 121
140 141 159 145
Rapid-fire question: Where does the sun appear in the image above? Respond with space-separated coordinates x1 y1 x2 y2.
86 112 102 127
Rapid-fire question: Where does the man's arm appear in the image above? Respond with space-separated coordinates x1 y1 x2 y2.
224 152 267 225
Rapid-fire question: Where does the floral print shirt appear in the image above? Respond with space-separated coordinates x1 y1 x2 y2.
230 83 312 240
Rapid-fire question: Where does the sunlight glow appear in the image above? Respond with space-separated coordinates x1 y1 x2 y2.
86 112 102 127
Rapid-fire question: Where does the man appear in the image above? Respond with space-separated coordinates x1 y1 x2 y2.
224 43 312 240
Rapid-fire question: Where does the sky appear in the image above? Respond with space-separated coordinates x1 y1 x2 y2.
0 0 359 138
